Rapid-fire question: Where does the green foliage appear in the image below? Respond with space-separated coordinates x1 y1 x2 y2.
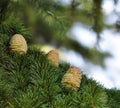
0 19 32 43
0 0 10 21
92 0 104 41
0 31 109 107
106 89 120 108
72 76 108 108
0 0 120 107
0 32 112 108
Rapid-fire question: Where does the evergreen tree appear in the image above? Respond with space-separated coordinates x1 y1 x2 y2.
0 0 120 108
4 0 111 66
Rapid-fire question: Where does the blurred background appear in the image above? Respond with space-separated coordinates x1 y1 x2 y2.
6 0 120 89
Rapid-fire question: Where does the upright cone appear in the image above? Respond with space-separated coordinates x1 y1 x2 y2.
61 67 82 91
47 50 59 67
9 34 27 55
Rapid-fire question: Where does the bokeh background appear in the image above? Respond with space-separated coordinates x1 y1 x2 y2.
6 0 120 89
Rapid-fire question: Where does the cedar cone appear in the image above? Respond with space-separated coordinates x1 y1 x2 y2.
47 50 59 67
9 34 27 54
61 67 82 91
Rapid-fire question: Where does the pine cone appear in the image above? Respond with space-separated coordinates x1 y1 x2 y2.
9 34 27 54
61 67 82 91
47 50 59 67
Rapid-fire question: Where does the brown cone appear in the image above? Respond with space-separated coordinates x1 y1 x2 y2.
47 50 59 67
61 67 82 91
